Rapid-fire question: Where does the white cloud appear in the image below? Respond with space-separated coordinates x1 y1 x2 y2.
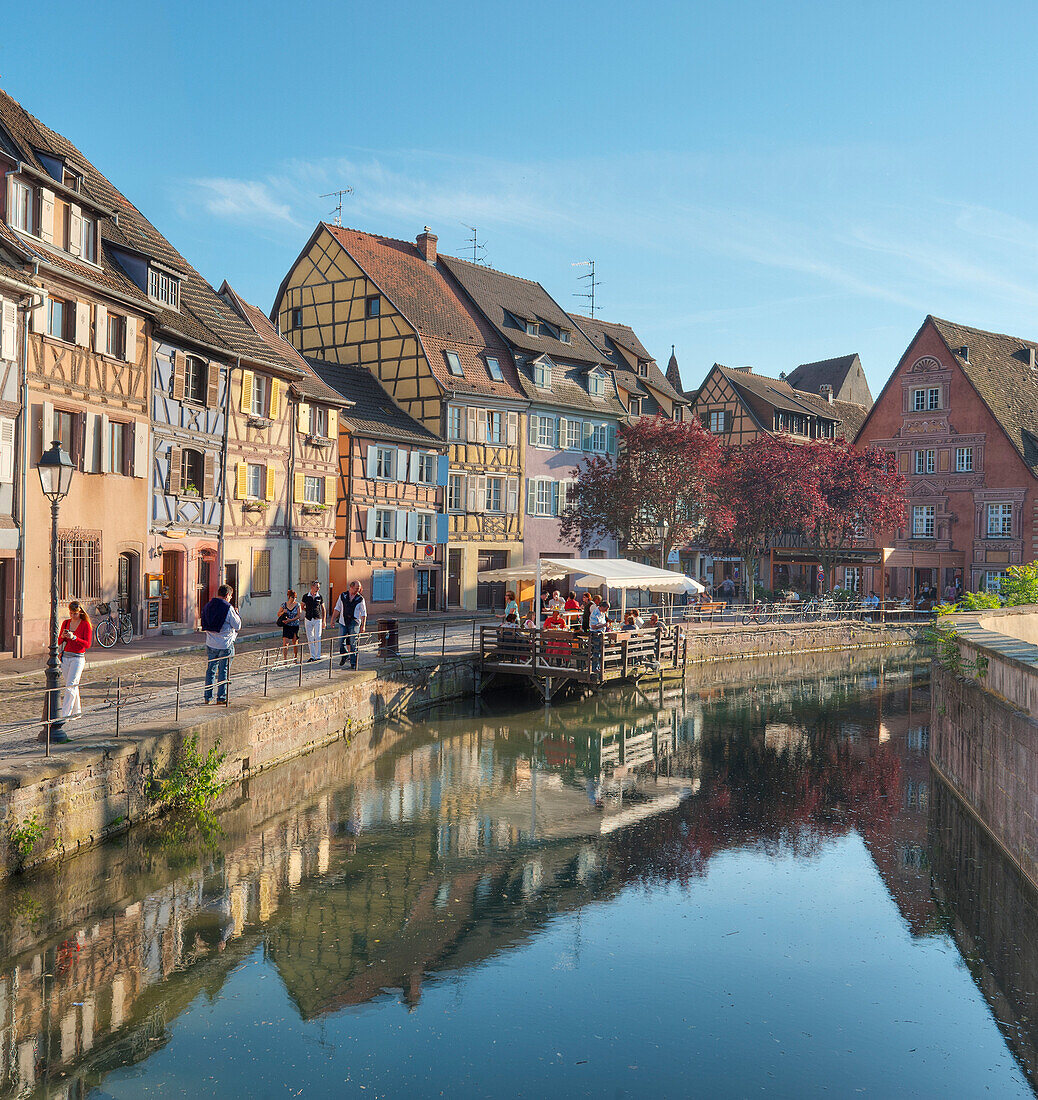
186 177 299 226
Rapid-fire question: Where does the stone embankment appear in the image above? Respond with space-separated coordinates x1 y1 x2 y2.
680 620 919 664
933 606 1038 891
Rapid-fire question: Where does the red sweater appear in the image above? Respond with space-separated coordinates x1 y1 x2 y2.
60 618 93 655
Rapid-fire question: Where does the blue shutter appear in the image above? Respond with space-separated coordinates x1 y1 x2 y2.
436 512 448 544
607 424 617 454
436 453 449 486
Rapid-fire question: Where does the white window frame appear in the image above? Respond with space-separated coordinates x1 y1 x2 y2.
485 476 503 513
709 410 725 434
486 410 503 444
535 416 555 449
148 267 180 310
485 356 504 382
80 215 96 263
415 512 433 543
590 423 608 452
955 446 973 472
303 475 324 504
914 449 935 475
309 405 328 438
447 472 464 512
9 179 32 233
911 505 935 538
373 508 394 540
108 420 126 476
250 374 268 417
246 463 264 500
564 418 582 450
416 452 435 484
445 350 464 377
985 570 1010 593
375 446 395 480
912 389 926 411
447 406 463 440
47 297 68 341
106 313 126 359
533 360 551 388
986 502 1012 538
588 370 605 397
928 387 941 410
535 479 553 516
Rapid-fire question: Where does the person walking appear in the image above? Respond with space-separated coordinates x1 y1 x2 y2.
333 580 367 669
503 590 519 622
302 580 325 662
201 585 240 705
277 589 302 663
58 600 93 724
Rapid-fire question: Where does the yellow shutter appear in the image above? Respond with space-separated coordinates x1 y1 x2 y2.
297 401 310 434
265 464 275 501
325 474 336 506
240 369 254 413
269 377 281 419
235 461 247 499
294 472 305 503
327 408 338 439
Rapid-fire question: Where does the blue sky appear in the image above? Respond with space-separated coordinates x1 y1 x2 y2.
5 0 1038 395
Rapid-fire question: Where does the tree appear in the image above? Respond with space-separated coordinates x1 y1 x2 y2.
560 415 720 565
798 440 907 592
706 436 813 603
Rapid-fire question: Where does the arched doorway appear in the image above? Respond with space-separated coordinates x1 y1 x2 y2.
118 551 140 632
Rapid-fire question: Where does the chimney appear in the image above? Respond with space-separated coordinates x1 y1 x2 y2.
416 227 437 264
1028 347 1036 370
819 383 833 403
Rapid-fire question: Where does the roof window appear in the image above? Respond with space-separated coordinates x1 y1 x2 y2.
148 266 180 310
486 356 505 382
445 350 464 377
532 358 552 389
559 329 571 344
588 370 605 397
526 320 539 337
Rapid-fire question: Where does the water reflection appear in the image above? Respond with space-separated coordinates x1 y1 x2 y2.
0 649 1032 1096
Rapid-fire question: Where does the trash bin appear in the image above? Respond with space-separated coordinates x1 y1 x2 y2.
378 618 399 657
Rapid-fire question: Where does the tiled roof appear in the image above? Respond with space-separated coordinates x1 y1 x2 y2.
928 316 1038 474
830 398 869 440
786 353 872 407
0 87 278 367
324 225 526 402
512 356 625 417
571 313 687 404
305 357 444 447
716 365 865 439
665 347 683 393
441 255 603 364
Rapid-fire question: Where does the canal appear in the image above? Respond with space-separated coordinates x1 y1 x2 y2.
0 649 1035 1097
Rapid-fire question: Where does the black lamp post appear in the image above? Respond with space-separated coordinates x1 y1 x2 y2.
37 440 75 752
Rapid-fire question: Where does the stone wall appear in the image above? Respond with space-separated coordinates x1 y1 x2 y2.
0 657 474 880
682 620 919 665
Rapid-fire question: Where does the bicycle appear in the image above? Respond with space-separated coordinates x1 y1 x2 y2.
94 603 134 648
741 601 772 625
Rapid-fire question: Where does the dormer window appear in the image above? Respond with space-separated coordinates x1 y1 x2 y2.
526 320 539 337
78 214 97 263
148 266 180 310
8 179 33 233
588 370 605 397
62 168 81 192
638 363 648 377
445 350 464 377
532 358 552 389
559 329 571 344
485 355 505 382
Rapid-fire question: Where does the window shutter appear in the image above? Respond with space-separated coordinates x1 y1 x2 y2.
0 299 16 361
408 451 419 481
607 424 617 454
41 400 54 452
203 450 216 498
724 410 733 432
557 416 568 449
506 477 519 513
366 445 376 478
327 408 338 439
898 451 909 474
74 301 90 347
436 513 448 544
32 292 47 334
39 189 55 243
172 351 186 401
0 418 14 482
68 206 82 257
232 461 245 499
132 420 148 478
98 413 111 474
297 401 310 434
506 411 518 446
122 315 137 363
167 444 182 493
206 361 219 408
72 412 86 471
325 474 336 506
365 508 376 539
80 412 97 473
528 413 539 445
394 510 407 540
466 407 478 441
406 512 418 542
467 475 478 513
265 464 275 501
240 369 254 413
93 303 107 353
395 448 407 481
582 422 593 451
436 453 449 487
294 472 305 503
476 409 487 443
552 481 560 516
526 478 535 515
269 377 281 419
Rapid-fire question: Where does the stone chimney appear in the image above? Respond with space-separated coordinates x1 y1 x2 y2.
819 383 833 403
416 227 437 264
1028 347 1036 370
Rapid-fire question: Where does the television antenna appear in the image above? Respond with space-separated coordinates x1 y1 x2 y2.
460 223 488 264
321 188 353 226
572 259 600 318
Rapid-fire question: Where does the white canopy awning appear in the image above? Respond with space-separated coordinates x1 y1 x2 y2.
478 556 705 594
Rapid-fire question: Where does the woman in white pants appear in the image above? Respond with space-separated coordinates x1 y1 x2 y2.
59 600 93 719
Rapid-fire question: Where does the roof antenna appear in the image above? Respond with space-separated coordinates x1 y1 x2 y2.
321 188 353 226
572 259 600 318
460 223 488 264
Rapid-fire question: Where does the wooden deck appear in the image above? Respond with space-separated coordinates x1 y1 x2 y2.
479 625 688 700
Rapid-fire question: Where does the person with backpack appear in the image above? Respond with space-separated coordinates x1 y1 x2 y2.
332 580 367 669
200 585 241 705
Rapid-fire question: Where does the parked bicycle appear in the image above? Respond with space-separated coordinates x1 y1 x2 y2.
94 602 133 648
741 601 773 625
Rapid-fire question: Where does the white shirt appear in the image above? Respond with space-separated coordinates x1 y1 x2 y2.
590 607 607 632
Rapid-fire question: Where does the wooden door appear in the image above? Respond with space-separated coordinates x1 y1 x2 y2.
417 569 437 612
447 549 462 607
161 551 181 623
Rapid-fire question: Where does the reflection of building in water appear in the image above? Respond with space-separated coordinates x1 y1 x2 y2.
763 723 809 755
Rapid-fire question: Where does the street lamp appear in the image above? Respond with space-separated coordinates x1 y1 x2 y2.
657 520 670 571
37 440 75 750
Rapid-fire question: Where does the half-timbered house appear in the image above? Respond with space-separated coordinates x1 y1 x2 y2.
272 225 528 610
307 358 447 613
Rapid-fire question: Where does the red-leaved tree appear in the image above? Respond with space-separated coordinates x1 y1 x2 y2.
560 415 720 564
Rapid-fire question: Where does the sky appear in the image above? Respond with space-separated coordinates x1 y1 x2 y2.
5 0 1038 397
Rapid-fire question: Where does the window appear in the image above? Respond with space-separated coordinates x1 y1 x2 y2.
416 452 435 483
9 179 33 233
251 549 271 596
309 405 328 438
290 307 303 329
416 513 433 542
986 502 1012 538
448 472 464 511
486 410 503 444
535 479 553 516
914 449 935 475
298 547 318 586
55 409 78 464
525 320 539 336
485 476 503 512
485 356 505 382
588 371 605 397
564 418 582 450
372 569 395 601
62 168 80 191
534 416 555 448
184 355 206 404
304 475 325 504
638 363 648 377
374 508 394 540
246 463 264 500
709 410 726 434
250 374 268 417
0 417 14 483
58 530 101 599
912 387 941 411
365 295 380 318
985 570 1010 593
955 446 973 472
912 505 935 538
629 398 642 416
181 447 204 494
375 446 395 479
559 329 571 344
445 350 464 377
106 313 126 359
447 406 463 440
47 297 70 341
78 215 96 263
108 420 128 475
590 423 608 452
148 267 180 309
533 360 551 388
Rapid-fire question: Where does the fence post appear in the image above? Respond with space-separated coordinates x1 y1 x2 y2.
115 677 121 737
471 618 476 651
264 650 269 697
413 628 418 659
298 654 303 688
175 667 181 723
442 622 446 658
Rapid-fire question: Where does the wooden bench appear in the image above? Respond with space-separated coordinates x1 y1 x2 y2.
685 601 727 622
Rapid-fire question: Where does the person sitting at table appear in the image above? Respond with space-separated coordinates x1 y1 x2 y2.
549 590 565 613
619 611 638 632
564 591 581 622
543 608 570 664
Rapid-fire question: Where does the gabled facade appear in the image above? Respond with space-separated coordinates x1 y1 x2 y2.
785 353 873 408
856 316 1038 598
308 358 447 613
439 257 626 564
272 225 528 610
